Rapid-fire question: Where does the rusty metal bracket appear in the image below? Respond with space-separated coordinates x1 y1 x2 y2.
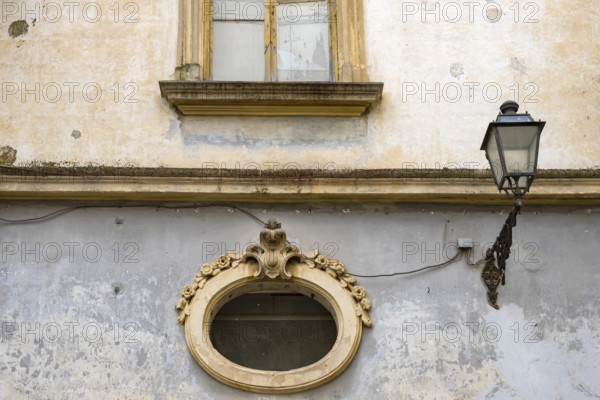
482 199 521 309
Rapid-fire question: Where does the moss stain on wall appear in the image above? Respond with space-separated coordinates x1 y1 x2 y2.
8 20 28 38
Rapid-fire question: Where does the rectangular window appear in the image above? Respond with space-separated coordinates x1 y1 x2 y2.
211 0 331 81
166 0 379 116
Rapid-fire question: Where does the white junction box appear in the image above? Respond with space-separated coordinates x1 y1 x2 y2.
458 238 474 249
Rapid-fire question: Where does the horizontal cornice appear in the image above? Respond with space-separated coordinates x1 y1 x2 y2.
1 167 599 204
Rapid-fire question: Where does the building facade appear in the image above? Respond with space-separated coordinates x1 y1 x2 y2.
1 0 599 398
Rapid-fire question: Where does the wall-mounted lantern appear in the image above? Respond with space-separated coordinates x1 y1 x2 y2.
480 101 546 309
481 100 546 203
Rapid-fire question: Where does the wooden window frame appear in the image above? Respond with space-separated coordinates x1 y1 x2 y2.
176 0 367 82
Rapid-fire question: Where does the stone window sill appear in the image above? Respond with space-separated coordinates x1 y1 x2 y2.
159 81 383 117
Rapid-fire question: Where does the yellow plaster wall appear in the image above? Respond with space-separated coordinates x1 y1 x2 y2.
0 1 598 170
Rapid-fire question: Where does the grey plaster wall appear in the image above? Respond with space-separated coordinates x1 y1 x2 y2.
1 202 599 399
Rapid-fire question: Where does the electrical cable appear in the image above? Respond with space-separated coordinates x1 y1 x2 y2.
464 247 486 268
0 204 268 226
226 206 268 226
0 205 477 278
0 205 87 223
349 250 464 278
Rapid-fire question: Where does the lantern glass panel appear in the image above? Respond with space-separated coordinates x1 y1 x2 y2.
502 175 530 191
497 114 533 123
485 130 503 187
496 125 540 175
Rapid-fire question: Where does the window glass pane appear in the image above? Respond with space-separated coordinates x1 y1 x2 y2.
210 293 337 371
213 21 265 81
213 0 265 21
212 1 265 81
277 1 330 81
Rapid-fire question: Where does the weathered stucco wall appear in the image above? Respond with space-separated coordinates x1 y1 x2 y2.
0 0 598 170
1 1 598 398
1 203 599 399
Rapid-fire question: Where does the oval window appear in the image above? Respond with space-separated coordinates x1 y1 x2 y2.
176 220 372 393
210 292 338 371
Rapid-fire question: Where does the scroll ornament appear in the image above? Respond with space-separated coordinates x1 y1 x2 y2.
176 220 372 327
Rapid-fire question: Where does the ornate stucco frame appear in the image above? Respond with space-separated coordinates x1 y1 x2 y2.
175 220 372 394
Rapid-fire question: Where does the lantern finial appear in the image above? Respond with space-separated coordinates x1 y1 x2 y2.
500 100 519 115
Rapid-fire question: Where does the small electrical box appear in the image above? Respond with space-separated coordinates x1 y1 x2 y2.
458 238 474 249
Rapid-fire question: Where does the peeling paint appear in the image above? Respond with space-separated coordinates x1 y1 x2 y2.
510 57 528 76
450 63 464 78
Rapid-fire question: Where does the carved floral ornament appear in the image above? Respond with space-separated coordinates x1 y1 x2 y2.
175 220 372 393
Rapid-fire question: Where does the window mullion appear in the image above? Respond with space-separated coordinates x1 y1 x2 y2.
204 0 213 80
265 0 278 81
328 0 339 82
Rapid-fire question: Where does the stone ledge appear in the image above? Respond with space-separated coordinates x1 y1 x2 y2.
159 81 384 117
1 173 599 205
2 166 599 180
